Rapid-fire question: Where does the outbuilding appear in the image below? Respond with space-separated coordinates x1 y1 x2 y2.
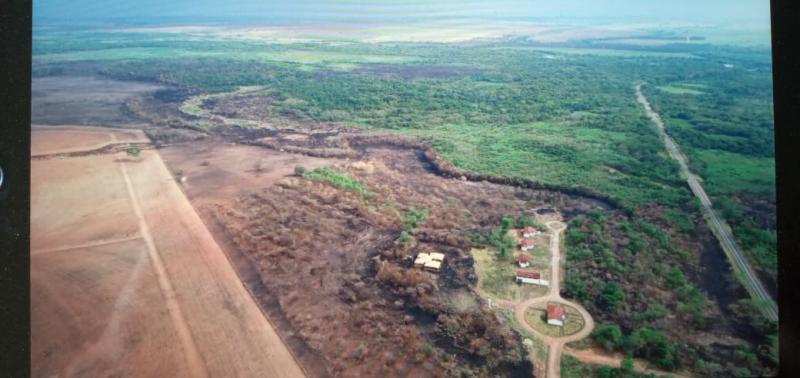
516 253 530 268
424 260 442 273
429 252 445 262
522 226 541 238
515 270 549 286
547 303 566 327
414 253 430 267
519 239 535 252
415 252 445 273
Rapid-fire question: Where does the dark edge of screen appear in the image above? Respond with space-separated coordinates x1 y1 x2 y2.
772 0 800 377
0 0 31 375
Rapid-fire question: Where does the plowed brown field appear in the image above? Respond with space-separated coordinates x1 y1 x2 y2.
31 126 304 378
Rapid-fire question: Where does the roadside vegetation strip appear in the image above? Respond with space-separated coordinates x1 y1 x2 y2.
635 82 777 321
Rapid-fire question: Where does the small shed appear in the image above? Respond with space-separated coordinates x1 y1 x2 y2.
424 260 442 273
414 253 430 267
416 252 444 273
516 253 530 268
516 270 549 286
547 303 566 327
519 239 535 252
522 227 541 238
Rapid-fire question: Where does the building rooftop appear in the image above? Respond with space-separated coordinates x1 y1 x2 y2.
547 303 565 320
519 239 535 247
516 270 540 279
516 253 530 263
429 252 445 261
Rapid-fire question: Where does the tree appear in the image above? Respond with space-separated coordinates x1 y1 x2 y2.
592 324 623 352
600 282 625 311
621 358 634 374
501 217 515 231
627 328 678 371
664 267 686 289
294 165 307 176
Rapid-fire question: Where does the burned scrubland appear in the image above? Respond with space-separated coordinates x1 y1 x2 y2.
207 144 605 377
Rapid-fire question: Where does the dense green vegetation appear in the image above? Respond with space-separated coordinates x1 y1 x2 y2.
642 65 776 280
304 166 372 196
564 210 713 371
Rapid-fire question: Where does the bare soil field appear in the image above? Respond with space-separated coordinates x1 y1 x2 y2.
161 136 608 377
31 128 303 378
31 125 149 157
160 139 342 208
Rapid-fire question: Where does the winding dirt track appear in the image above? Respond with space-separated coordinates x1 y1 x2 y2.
513 221 595 378
635 83 777 322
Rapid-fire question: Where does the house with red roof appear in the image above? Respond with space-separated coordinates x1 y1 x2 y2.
547 303 566 327
518 239 535 252
522 226 541 238
516 253 530 268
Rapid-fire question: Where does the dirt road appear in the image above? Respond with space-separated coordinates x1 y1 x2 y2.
513 221 595 378
31 126 305 377
634 83 777 322
565 347 690 378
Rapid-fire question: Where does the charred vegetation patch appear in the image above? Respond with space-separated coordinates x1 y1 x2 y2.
210 146 602 376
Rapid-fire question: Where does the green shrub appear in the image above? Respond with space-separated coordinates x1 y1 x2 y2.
305 166 372 196
592 324 623 352
126 146 141 157
404 207 429 231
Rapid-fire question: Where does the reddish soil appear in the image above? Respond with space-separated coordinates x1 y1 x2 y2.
31 129 303 378
161 138 607 377
31 125 148 157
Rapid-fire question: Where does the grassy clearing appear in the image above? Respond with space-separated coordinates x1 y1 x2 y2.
693 149 775 195
403 122 688 207
525 304 585 337
657 85 705 95
471 248 517 301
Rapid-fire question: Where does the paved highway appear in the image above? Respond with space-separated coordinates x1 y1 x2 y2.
635 83 777 321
